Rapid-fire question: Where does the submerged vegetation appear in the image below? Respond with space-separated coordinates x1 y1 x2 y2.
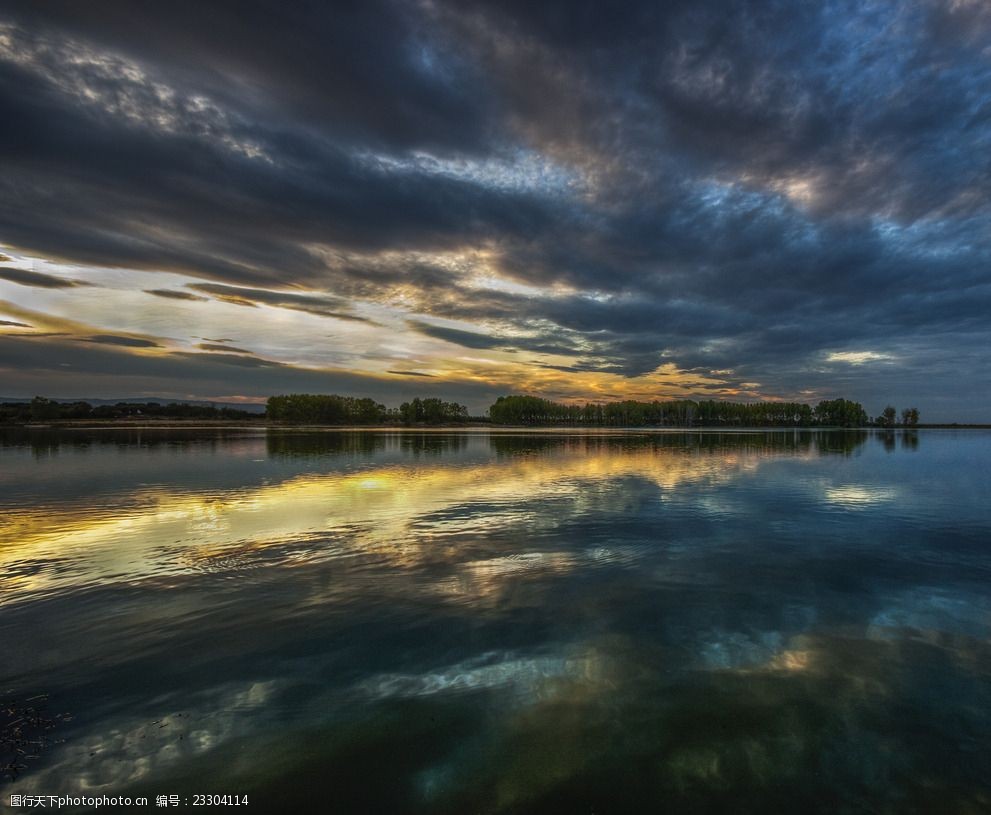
1 693 69 782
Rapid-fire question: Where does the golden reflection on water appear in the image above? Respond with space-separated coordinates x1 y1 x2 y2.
0 440 779 603
823 484 898 507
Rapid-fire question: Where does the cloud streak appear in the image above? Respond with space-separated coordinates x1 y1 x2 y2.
0 267 91 289
196 343 254 354
144 289 209 302
80 334 161 348
187 283 374 322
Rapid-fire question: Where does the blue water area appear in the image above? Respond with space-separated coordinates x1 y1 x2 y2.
1 428 989 813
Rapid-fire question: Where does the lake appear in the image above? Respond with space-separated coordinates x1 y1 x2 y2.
2 428 990 813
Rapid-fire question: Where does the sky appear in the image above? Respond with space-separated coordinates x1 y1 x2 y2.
1 1 990 420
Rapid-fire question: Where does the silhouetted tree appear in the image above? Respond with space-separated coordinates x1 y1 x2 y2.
812 399 868 427
29 396 60 421
901 407 920 426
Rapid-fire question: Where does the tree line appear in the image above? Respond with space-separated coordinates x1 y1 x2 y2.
487 395 915 428
0 397 258 423
2 393 922 428
265 394 469 425
1 394 473 426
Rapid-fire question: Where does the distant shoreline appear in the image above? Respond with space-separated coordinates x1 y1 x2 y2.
4 420 990 431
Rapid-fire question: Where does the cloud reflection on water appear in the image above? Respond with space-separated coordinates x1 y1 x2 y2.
2 429 990 812
1 431 853 604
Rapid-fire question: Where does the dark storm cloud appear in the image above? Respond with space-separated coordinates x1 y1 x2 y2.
1 0 990 417
0 11 554 287
1 0 499 154
0 267 91 289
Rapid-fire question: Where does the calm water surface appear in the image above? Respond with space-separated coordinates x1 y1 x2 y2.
1 428 990 813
